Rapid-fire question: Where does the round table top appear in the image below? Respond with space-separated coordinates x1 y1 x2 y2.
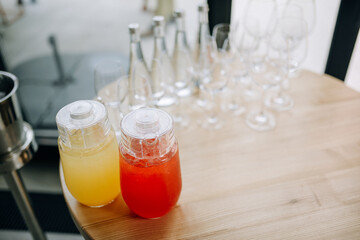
61 70 360 239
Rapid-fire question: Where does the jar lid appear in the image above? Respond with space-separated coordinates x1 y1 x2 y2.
56 100 106 132
121 108 172 140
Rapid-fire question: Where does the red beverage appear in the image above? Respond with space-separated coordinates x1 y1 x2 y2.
120 143 182 218
119 108 182 218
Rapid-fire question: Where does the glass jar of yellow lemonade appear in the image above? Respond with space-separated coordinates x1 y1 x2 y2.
56 100 120 207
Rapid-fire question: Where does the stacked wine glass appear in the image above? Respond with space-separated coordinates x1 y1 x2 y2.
238 0 315 131
92 0 316 134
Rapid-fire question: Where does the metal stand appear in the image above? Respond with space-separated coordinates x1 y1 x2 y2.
0 123 47 240
48 35 66 85
4 170 47 240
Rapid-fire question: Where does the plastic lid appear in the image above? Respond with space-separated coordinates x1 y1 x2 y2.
121 108 172 140
56 100 106 132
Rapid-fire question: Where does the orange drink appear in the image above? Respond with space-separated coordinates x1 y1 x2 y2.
59 130 120 207
56 100 120 207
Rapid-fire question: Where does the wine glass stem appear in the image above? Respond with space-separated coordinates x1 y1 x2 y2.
277 78 286 98
209 91 219 122
174 95 182 118
259 88 266 115
230 82 238 106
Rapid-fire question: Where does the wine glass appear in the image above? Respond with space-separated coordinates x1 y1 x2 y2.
94 60 127 139
245 68 279 131
266 17 308 111
286 0 316 34
281 17 308 75
199 37 229 129
243 0 277 72
276 2 307 86
213 23 246 116
233 21 261 101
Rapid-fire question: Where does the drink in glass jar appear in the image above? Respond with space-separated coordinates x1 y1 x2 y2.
56 100 120 207
119 108 182 218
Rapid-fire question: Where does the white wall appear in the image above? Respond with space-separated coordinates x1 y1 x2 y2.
231 0 341 74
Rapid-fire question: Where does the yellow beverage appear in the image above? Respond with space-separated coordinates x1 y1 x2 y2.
59 130 120 207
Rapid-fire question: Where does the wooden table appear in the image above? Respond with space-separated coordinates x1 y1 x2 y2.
60 70 360 239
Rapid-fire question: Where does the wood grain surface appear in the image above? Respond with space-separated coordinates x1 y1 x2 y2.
60 70 360 239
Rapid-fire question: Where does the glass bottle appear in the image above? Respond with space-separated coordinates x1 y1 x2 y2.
56 100 120 207
128 23 153 110
194 4 210 67
172 9 194 97
193 4 212 105
119 108 182 218
151 16 177 107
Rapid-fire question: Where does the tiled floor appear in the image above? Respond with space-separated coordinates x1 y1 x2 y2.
0 230 84 240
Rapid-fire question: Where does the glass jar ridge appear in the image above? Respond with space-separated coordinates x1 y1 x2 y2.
56 100 112 149
120 108 176 160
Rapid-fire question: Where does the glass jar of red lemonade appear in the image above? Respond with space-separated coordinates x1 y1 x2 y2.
119 108 182 218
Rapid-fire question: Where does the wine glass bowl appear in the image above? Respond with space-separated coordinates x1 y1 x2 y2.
265 17 308 112
199 57 229 129
286 0 316 34
94 60 127 139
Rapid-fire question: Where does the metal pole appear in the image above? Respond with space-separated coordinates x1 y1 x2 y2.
48 35 66 85
4 170 47 240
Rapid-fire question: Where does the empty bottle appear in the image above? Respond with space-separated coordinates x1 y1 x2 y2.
151 16 177 107
172 9 195 97
193 4 212 106
194 4 211 67
128 23 153 110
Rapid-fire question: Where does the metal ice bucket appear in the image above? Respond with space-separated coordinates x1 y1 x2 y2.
0 71 25 153
0 71 37 173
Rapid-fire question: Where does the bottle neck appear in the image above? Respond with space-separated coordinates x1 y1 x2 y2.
175 17 185 32
128 39 152 109
175 31 190 51
130 30 141 42
154 25 165 38
174 16 189 50
198 22 209 45
198 10 208 25
130 40 145 62
153 36 168 59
